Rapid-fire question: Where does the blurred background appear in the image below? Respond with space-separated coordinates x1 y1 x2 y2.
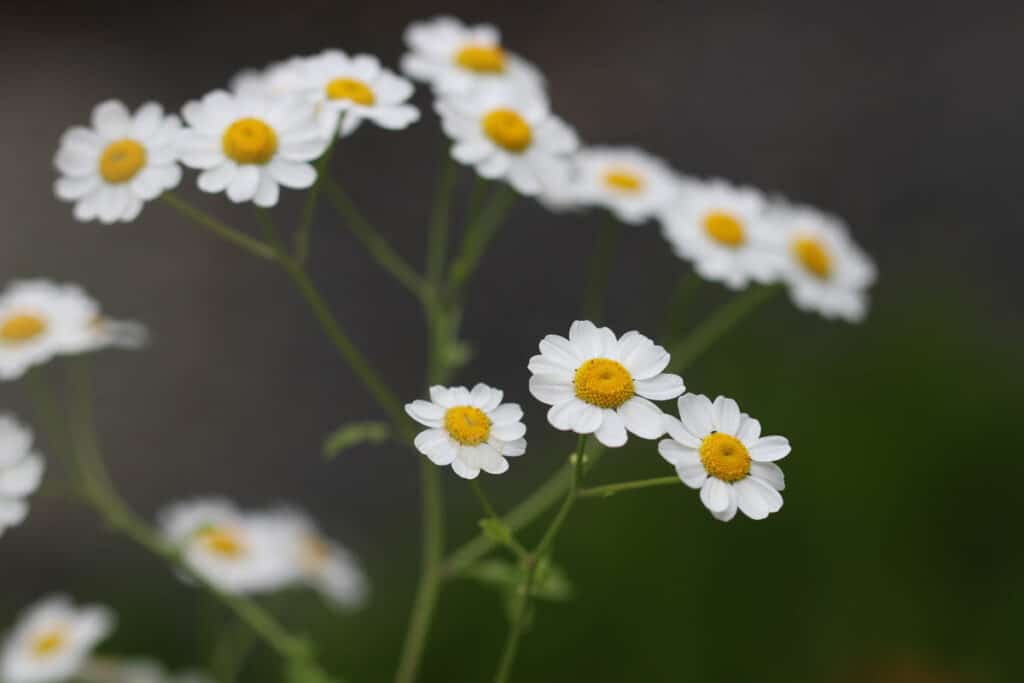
2 0 1022 681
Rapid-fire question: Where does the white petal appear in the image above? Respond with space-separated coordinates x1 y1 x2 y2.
662 415 702 448
429 386 455 407
0 455 45 497
625 343 671 380
488 403 522 425
405 400 444 426
493 437 526 457
712 396 742 435
547 399 586 431
657 439 699 467
0 499 28 526
529 374 574 406
197 163 237 193
92 100 132 138
538 335 581 368
252 172 280 208
736 414 762 443
571 404 603 434
469 383 492 408
749 462 785 491
527 355 573 381
734 477 783 519
226 165 260 203
568 320 602 357
594 409 627 447
676 463 708 489
634 374 685 401
414 429 457 465
490 421 526 441
700 478 732 514
450 456 480 480
55 175 100 201
712 493 738 522
749 435 791 462
617 397 666 439
268 159 316 189
677 394 714 437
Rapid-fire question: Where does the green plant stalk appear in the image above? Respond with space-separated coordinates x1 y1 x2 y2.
426 157 458 288
582 218 622 323
578 476 681 498
470 481 529 560
161 193 276 260
448 185 517 292
664 273 701 338
295 117 344 264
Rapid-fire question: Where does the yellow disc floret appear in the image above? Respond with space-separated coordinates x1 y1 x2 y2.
703 211 746 247
699 432 751 482
603 169 644 193
197 527 246 558
455 44 507 73
792 237 832 279
573 358 635 409
444 406 492 446
99 139 147 183
222 117 278 165
0 313 46 343
481 109 532 153
325 77 376 105
30 629 66 657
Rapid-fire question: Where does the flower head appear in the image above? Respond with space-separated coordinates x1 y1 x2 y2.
528 321 685 448
54 101 182 224
0 415 45 539
230 57 307 99
401 16 544 95
659 394 790 521
406 383 527 479
178 91 329 207
0 595 115 683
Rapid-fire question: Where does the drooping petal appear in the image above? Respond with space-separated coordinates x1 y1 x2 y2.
617 397 665 439
749 435 791 462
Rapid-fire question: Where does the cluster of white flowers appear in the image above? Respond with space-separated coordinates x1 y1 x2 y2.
0 416 45 539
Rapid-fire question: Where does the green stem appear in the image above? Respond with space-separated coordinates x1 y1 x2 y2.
25 368 75 479
426 157 458 288
582 218 622 323
448 185 517 292
161 193 277 261
295 118 343 264
579 476 681 499
470 481 528 560
664 273 701 338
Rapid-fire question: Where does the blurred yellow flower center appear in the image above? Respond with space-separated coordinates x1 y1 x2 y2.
325 77 375 105
455 44 507 73
574 358 634 409
1 314 46 343
482 109 532 153
99 139 146 183
222 117 278 165
699 432 751 482
198 527 245 558
792 237 832 278
444 406 492 446
703 211 746 247
603 169 644 193
30 629 66 657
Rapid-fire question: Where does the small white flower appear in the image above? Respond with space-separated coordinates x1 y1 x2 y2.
79 658 212 683
768 201 877 322
659 394 790 522
0 415 45 539
229 57 307 99
292 50 420 138
437 85 577 196
0 595 115 683
53 100 182 224
659 178 781 289
401 16 544 95
405 383 527 480
158 498 297 594
178 91 329 207
528 321 685 448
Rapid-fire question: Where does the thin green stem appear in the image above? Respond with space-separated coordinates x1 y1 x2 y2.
448 185 517 292
295 118 343 264
470 481 529 560
255 208 286 252
426 157 458 288
582 218 622 323
579 476 681 499
161 193 277 260
464 176 488 231
664 273 701 338
25 368 76 480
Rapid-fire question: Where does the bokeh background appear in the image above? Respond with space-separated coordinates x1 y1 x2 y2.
2 1 1022 681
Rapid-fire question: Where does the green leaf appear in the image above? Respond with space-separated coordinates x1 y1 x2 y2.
323 421 391 459
530 556 573 602
478 518 514 547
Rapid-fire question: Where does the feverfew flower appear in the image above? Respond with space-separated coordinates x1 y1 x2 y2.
437 85 577 196
178 91 329 207
659 394 789 522
54 101 181 224
405 383 527 480
528 321 685 448
0 415 45 538
229 57 307 99
558 147 681 224
293 50 420 138
0 595 115 683
659 178 780 289
401 16 543 95
768 201 876 322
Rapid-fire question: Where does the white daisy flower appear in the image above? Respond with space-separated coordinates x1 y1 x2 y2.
53 100 182 224
768 201 877 322
405 383 527 480
401 16 543 95
177 90 329 207
659 178 781 289
436 85 578 196
291 50 420 138
528 321 685 448
158 498 297 594
0 415 45 539
0 595 115 683
659 394 790 522
229 57 307 99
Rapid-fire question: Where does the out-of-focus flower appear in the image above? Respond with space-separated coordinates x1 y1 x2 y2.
436 85 577 196
0 595 114 683
659 394 789 521
229 57 307 99
178 91 328 207
528 321 684 448
401 16 543 95
0 415 45 539
54 101 181 224
406 383 527 479
79 657 212 683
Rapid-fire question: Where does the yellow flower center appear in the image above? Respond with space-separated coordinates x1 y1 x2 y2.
444 405 492 446
30 629 67 658
792 237 832 279
222 117 278 165
0 313 46 343
573 358 634 409
325 77 376 105
703 211 746 247
98 139 147 184
603 169 644 193
699 432 751 482
455 44 507 73
481 109 532 153
197 527 246 558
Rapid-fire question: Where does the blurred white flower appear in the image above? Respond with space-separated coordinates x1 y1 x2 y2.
659 394 789 522
0 415 45 539
406 383 527 479
178 91 329 207
528 321 684 448
79 657 211 683
53 100 182 224
229 57 307 99
401 16 543 95
436 84 577 196
0 595 115 683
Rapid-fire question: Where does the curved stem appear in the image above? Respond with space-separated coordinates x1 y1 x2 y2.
579 476 681 498
426 157 458 288
295 118 343 264
161 193 277 261
448 186 517 292
582 218 622 323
